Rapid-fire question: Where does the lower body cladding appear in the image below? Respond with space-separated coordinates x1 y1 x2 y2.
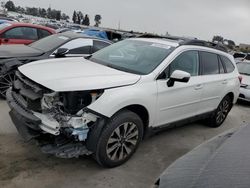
6 88 107 159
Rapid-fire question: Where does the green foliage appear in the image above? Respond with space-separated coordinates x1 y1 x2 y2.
5 0 15 11
6 1 69 21
94 14 102 27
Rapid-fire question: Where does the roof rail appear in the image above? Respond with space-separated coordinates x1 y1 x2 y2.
181 40 228 53
137 34 188 41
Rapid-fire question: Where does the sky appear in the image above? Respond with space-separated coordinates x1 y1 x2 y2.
10 0 250 44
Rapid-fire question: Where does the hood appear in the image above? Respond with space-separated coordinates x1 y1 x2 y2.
0 45 43 59
241 74 250 85
19 57 141 92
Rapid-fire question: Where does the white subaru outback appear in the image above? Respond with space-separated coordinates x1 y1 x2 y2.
6 36 240 167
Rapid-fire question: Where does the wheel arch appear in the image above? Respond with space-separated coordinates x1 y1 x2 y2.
115 104 150 137
225 92 234 103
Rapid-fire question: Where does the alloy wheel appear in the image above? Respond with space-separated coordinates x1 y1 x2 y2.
216 99 230 125
106 122 139 161
0 72 15 98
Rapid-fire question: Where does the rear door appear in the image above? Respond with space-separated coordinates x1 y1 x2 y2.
1 26 38 45
199 51 226 114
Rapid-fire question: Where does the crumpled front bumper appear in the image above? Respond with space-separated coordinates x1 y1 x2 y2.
6 88 42 141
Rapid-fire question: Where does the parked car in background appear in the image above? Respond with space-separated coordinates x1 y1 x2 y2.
6 37 240 167
237 61 250 102
0 17 19 22
0 31 112 98
0 22 55 45
233 52 250 63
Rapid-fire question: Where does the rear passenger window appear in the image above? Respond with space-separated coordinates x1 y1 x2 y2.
200 51 219 75
218 57 226 74
220 56 235 73
38 29 51 39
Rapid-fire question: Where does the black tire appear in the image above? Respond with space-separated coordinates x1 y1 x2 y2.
207 95 233 128
0 70 16 99
94 110 143 168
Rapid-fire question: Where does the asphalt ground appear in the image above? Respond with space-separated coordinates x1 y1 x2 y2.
0 99 249 188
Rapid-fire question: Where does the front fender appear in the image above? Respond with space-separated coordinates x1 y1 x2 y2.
88 82 157 127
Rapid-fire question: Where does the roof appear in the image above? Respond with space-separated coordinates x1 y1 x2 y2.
0 22 56 33
137 34 228 53
56 31 112 43
132 38 180 48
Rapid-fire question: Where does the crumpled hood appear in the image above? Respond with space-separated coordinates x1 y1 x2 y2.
0 45 43 58
19 57 141 92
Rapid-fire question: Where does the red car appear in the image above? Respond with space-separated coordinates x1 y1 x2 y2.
0 22 56 45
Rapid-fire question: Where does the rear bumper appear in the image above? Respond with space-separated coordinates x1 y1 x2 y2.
6 88 42 141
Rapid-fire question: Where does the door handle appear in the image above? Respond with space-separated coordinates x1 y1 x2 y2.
195 84 203 90
222 80 228 84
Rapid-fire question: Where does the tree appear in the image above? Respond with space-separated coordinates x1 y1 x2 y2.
72 10 77 23
26 7 39 16
16 6 25 14
38 8 47 18
212 35 224 43
56 11 61 21
77 11 83 24
61 13 69 20
94 14 102 27
82 14 90 26
5 0 15 11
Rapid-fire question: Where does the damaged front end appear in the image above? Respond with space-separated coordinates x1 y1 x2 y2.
7 71 106 158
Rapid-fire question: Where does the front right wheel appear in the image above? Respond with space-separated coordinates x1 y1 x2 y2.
94 110 143 168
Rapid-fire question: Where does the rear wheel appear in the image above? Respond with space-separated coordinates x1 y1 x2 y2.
0 70 16 99
207 95 232 128
94 110 143 168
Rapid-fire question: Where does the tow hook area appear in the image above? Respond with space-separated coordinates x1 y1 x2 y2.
40 141 93 158
33 111 107 158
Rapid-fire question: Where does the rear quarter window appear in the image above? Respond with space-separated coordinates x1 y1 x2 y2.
220 55 235 73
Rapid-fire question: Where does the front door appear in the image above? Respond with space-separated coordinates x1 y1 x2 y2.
156 50 203 127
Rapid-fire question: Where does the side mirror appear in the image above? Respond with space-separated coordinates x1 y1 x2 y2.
167 70 191 87
55 48 69 58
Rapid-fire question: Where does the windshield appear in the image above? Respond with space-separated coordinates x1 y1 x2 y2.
90 39 175 75
29 35 70 52
0 22 12 30
237 63 250 75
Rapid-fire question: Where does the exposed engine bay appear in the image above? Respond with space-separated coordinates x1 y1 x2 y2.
8 71 106 158
36 90 104 141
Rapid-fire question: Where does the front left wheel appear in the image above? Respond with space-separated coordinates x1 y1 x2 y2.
94 110 144 168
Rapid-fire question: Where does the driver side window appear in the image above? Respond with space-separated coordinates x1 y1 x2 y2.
162 50 199 79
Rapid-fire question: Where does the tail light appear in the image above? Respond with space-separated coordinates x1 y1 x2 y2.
238 75 242 84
